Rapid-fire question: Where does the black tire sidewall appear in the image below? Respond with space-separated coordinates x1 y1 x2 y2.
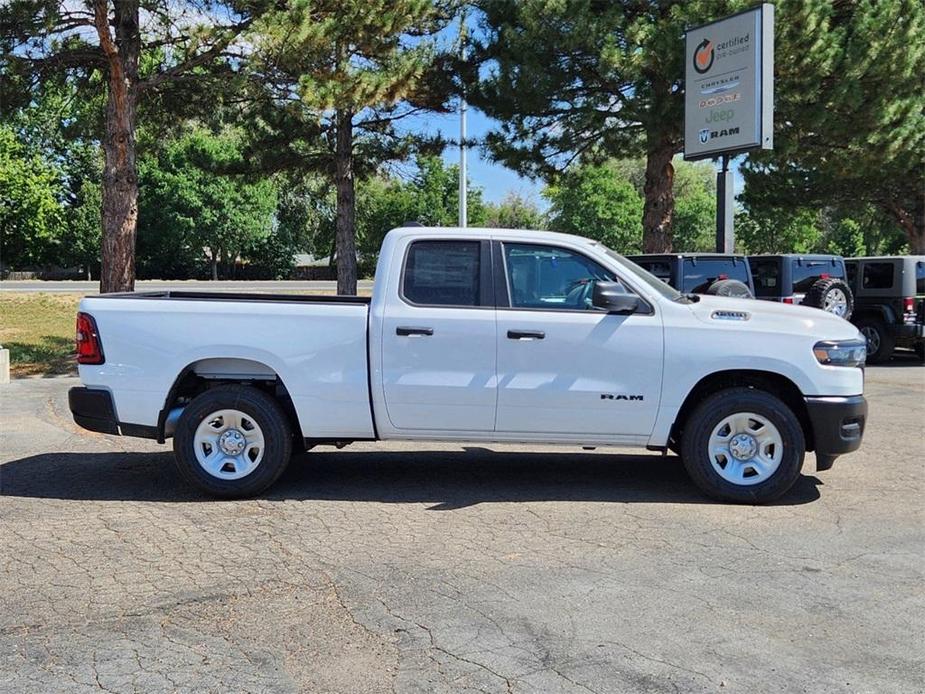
804 278 854 319
681 388 805 503
857 317 894 363
173 385 292 498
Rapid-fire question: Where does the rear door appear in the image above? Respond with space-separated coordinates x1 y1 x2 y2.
379 239 497 432
495 241 663 437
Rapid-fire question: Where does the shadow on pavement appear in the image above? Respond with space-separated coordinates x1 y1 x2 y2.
0 447 822 507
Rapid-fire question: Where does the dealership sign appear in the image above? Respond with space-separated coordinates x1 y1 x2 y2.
684 4 774 160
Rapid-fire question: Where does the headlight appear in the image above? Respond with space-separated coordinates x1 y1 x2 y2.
813 339 867 367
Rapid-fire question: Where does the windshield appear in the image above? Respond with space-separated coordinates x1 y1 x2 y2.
602 247 683 301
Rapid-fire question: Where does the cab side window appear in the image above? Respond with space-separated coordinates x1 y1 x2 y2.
403 241 481 306
503 243 618 310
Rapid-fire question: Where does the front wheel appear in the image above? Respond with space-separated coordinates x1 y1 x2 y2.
680 388 805 503
173 384 293 498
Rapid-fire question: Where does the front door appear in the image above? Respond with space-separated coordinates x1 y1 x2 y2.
495 242 663 437
380 239 497 432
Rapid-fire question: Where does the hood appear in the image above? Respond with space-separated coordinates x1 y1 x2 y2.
687 295 862 341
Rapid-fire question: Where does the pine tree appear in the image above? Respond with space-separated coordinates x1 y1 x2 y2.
741 0 925 253
245 0 455 294
472 0 747 253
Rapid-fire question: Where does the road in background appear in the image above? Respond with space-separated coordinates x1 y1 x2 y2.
0 279 375 293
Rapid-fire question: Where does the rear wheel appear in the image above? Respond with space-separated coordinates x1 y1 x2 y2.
857 317 895 364
173 384 292 498
680 388 805 503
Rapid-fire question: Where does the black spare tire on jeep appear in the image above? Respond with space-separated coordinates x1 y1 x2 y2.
802 277 854 319
706 278 754 299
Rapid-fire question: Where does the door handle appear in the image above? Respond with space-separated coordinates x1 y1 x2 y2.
396 326 434 337
507 330 545 340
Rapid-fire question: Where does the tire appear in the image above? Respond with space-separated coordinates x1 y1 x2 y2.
916 343 925 362
706 279 754 299
173 384 292 498
680 387 805 503
802 278 854 319
856 316 895 364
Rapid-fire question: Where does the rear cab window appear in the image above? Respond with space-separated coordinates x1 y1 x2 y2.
681 258 750 293
916 261 925 295
402 240 483 306
791 258 846 293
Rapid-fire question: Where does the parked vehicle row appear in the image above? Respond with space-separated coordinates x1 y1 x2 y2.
69 226 868 503
846 256 925 363
627 252 924 362
627 253 854 317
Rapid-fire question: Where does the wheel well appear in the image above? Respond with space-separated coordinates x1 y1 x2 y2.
157 359 301 443
670 370 815 452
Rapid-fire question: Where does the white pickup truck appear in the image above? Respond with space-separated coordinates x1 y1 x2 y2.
69 226 868 502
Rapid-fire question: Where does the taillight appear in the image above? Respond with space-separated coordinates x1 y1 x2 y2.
903 297 916 324
76 312 105 365
782 297 794 304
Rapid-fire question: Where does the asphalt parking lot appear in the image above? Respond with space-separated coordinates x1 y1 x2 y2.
1 364 923 693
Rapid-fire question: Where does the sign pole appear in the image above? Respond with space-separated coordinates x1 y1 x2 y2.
716 154 734 253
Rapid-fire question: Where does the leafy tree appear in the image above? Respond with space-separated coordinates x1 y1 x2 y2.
356 156 488 264
137 129 276 280
245 0 456 294
60 178 103 279
1 0 273 291
472 0 750 253
736 208 822 255
544 162 644 253
742 0 925 253
484 192 546 230
0 124 64 269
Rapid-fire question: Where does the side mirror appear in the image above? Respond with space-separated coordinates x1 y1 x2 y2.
592 281 641 314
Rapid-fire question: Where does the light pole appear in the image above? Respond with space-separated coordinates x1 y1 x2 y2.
458 14 467 228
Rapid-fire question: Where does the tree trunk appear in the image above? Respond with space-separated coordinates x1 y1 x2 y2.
210 251 219 281
886 193 925 254
641 136 676 253
334 109 358 295
94 0 140 294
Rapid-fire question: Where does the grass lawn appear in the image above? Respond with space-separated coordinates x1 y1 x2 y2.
0 293 80 377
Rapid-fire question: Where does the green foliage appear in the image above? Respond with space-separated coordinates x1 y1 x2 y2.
484 192 546 230
736 208 822 255
544 162 643 253
137 129 277 279
0 124 64 268
356 156 487 264
742 0 925 252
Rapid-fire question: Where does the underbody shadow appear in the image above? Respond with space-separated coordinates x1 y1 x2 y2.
0 447 822 507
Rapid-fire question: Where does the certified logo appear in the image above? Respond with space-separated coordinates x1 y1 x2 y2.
699 129 711 144
693 38 714 74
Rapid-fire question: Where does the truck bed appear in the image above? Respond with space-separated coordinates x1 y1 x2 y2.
77 291 375 440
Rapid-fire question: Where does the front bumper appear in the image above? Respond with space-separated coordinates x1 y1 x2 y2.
805 395 867 458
